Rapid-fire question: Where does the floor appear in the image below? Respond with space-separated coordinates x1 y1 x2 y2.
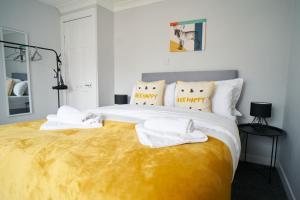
232 162 288 200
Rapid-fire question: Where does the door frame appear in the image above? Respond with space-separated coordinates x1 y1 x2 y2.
60 7 99 107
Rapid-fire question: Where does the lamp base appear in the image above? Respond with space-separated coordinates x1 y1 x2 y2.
251 117 269 128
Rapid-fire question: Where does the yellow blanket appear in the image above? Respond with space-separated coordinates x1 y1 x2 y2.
0 120 232 200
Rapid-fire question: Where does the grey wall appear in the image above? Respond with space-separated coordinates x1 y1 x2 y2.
0 0 61 124
98 5 115 106
279 0 300 199
114 0 293 161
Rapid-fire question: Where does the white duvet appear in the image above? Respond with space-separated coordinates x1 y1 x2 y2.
88 105 241 172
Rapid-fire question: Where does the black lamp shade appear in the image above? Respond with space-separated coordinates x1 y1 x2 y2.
250 102 272 118
115 94 128 105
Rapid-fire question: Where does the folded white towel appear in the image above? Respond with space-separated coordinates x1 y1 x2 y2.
135 123 208 148
40 120 102 131
143 118 194 134
48 113 102 124
41 106 103 130
46 114 57 121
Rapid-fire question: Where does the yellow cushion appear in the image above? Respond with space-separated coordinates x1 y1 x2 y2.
175 81 215 112
133 80 165 106
6 79 14 96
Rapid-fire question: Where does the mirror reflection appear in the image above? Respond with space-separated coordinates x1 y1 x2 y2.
1 28 32 115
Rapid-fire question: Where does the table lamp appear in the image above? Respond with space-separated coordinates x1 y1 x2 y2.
250 102 272 126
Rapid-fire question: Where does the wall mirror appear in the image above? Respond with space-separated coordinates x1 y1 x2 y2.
0 27 32 116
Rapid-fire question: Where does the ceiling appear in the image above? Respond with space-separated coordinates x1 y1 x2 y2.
37 0 165 13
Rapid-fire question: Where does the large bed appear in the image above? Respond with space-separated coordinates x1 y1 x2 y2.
0 70 241 200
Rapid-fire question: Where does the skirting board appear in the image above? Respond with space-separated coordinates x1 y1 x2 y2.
277 162 296 200
239 155 296 200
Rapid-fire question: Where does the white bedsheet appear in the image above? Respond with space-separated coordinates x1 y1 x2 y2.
88 105 241 172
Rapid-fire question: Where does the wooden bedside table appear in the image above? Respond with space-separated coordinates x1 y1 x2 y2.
238 123 286 182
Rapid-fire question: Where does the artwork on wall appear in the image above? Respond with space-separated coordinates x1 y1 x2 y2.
170 19 207 52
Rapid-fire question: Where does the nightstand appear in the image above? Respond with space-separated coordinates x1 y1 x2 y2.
238 123 286 182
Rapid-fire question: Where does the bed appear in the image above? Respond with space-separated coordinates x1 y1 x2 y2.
0 70 241 200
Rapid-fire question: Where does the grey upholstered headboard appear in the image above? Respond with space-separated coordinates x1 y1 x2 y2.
142 70 238 83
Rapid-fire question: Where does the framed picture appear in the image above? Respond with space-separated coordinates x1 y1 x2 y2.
170 19 207 52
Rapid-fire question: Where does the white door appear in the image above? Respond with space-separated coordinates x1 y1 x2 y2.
62 9 98 110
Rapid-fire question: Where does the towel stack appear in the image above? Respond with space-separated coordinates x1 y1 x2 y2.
40 105 103 130
136 118 208 148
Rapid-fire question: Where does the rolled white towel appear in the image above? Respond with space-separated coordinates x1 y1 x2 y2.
143 117 194 135
47 106 103 125
81 113 100 122
56 105 84 124
43 112 103 130
83 114 103 125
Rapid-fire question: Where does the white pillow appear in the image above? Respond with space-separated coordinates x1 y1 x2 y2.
130 82 176 106
13 81 28 96
164 82 176 106
212 83 235 119
214 78 244 117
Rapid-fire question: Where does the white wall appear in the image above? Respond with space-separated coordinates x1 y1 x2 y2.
0 0 61 124
279 0 300 199
98 5 114 106
114 0 293 160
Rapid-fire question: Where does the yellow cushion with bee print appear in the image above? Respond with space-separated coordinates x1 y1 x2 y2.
175 81 215 112
133 80 166 106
